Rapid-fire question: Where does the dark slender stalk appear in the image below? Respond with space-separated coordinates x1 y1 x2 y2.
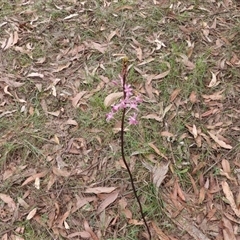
120 60 151 239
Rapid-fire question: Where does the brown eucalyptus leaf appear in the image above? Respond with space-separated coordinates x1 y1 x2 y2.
21 171 48 186
97 191 119 214
2 31 18 50
85 187 116 194
222 181 240 218
52 62 71 73
67 231 91 238
52 167 71 177
170 88 181 102
26 208 37 220
0 193 16 211
71 91 87 108
152 162 169 188
208 71 220 88
84 220 99 240
189 91 197 103
222 159 231 173
104 92 123 107
27 72 44 78
222 217 237 240
141 114 163 122
207 131 232 149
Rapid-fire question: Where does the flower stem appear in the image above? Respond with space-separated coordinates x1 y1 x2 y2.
120 59 151 239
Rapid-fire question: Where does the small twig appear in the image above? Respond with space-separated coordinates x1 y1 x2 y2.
120 59 151 239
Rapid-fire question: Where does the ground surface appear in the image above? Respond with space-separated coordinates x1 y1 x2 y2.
0 0 240 239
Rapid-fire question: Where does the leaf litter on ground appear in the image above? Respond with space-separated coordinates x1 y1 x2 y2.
0 0 240 239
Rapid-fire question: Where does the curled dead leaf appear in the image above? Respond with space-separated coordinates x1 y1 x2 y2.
104 92 123 107
97 191 119 214
71 91 87 108
208 71 220 88
4 86 13 97
222 181 240 218
2 31 18 50
207 131 232 149
52 62 71 73
142 161 169 189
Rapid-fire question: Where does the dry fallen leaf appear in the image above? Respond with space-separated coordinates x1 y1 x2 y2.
189 91 198 103
85 187 116 194
151 221 171 240
71 91 87 108
104 92 123 107
179 54 195 70
222 217 237 240
26 208 37 220
17 197 30 209
170 88 181 102
97 191 119 214
222 159 231 174
142 161 169 189
85 41 108 54
166 208 211 240
64 119 78 126
2 31 19 50
47 110 61 117
2 233 8 240
34 177 40 190
52 166 71 177
107 30 118 42
141 114 163 122
84 220 99 240
72 196 96 214
4 85 13 97
27 72 44 79
0 193 16 211
160 131 174 137
0 78 25 88
198 187 206 204
207 131 232 149
208 71 220 88
52 62 71 73
152 162 169 188
67 231 91 239
186 124 198 138
21 171 48 186
119 198 132 219
148 142 168 160
47 174 57 191
64 13 79 20
202 90 224 101
222 181 240 218
176 181 186 202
